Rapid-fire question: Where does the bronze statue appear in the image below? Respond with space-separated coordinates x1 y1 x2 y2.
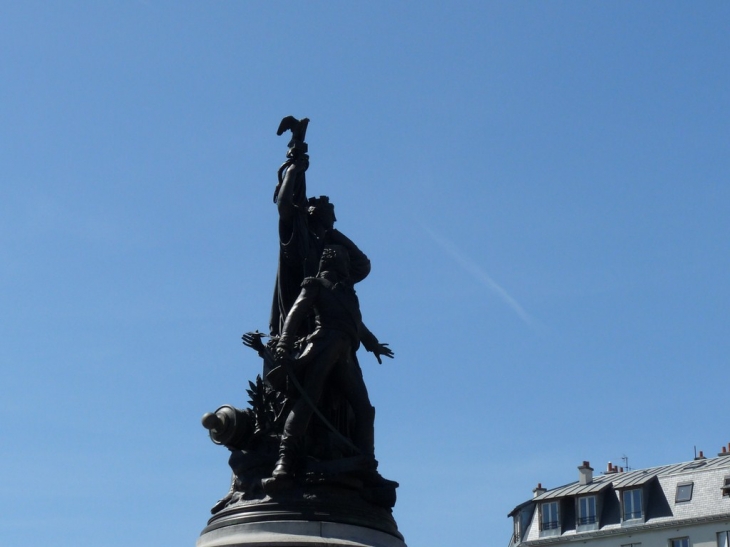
200 117 402 543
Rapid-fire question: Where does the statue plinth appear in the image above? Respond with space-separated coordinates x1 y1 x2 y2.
197 454 405 546
198 521 405 547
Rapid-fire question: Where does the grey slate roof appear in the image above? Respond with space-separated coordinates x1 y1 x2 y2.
533 476 611 501
529 455 730 504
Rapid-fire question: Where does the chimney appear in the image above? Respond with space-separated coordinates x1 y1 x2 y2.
578 461 593 485
719 445 729 457
695 450 706 460
606 461 617 474
533 483 546 498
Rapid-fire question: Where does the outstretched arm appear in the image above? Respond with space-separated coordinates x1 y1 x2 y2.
242 331 266 356
359 322 394 364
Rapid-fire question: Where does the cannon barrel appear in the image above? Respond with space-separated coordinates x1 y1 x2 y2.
201 405 253 450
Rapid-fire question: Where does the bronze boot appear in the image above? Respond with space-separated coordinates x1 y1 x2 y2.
272 435 298 479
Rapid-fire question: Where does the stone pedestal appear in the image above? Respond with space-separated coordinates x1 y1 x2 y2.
197 521 406 547
197 482 406 547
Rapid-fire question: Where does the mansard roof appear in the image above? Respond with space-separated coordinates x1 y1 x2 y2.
522 454 730 505
509 453 730 543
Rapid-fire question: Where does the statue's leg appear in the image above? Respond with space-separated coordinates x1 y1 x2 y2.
334 356 375 458
273 332 350 478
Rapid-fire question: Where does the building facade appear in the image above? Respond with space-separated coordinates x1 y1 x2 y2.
508 448 730 547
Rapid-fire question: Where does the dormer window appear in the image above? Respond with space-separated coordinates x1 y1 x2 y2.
509 501 536 545
622 488 643 521
577 495 597 525
539 501 560 536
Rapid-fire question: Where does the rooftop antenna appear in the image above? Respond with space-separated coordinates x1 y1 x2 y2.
621 455 631 471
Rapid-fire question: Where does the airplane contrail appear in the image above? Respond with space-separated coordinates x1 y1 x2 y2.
419 222 534 326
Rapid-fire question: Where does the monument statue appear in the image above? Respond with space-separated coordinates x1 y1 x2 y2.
198 117 406 547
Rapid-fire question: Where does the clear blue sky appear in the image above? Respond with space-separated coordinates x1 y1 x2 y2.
1 2 728 546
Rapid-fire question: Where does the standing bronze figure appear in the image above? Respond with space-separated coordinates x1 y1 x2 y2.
272 245 392 480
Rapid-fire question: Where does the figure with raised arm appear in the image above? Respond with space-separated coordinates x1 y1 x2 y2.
270 117 371 336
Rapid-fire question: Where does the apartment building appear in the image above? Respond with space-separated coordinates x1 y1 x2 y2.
508 446 730 547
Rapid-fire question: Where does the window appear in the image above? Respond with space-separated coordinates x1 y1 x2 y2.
621 543 641 547
718 531 730 547
670 538 689 547
676 482 693 502
540 501 560 531
723 477 730 497
622 489 643 520
577 495 597 525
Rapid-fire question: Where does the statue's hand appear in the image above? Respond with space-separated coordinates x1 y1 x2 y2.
286 154 309 174
274 346 291 362
274 335 294 362
372 343 394 365
242 331 266 354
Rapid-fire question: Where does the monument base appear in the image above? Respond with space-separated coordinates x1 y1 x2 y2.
197 520 407 547
197 477 406 547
